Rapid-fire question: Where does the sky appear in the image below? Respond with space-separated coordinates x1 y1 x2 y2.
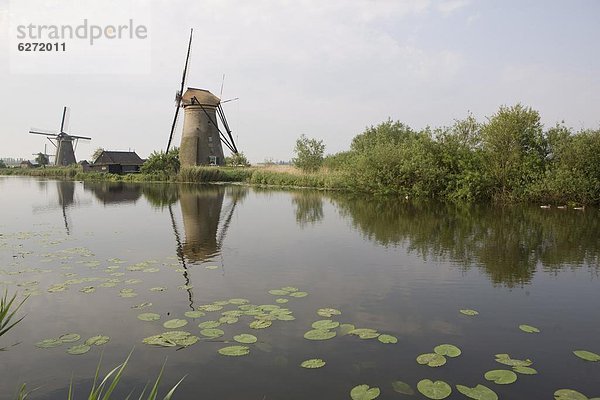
0 0 599 163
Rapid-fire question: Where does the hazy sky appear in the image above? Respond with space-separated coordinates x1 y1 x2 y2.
1 0 599 163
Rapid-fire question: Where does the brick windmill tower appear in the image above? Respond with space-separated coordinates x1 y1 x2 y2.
165 29 238 167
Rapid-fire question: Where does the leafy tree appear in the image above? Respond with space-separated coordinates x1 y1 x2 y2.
140 148 180 175
480 104 546 199
351 119 415 153
35 152 49 167
0 159 6 169
225 152 250 167
91 147 104 163
293 134 325 172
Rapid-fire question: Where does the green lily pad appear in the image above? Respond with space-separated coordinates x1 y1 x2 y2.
138 312 161 321
275 298 289 304
250 319 272 329
494 354 533 367
312 320 340 330
218 345 250 356
142 334 176 347
456 384 498 400
233 334 258 344
67 344 91 355
219 316 239 324
200 328 225 338
79 286 95 293
177 335 199 347
573 350 600 362
377 334 398 344
281 286 298 292
350 384 380 400
554 389 588 400
417 379 452 399
512 366 538 375
269 289 290 296
204 265 219 270
339 323 356 336
484 370 518 385
184 310 205 318
59 333 81 343
125 279 142 284
300 358 326 369
100 282 117 288
150 287 166 292
228 298 249 305
198 320 221 329
391 381 414 395
460 309 479 316
289 291 308 298
35 338 63 348
200 304 223 312
519 324 540 333
163 319 188 329
317 308 341 317
417 353 447 367
434 344 461 357
304 329 337 340
85 335 110 346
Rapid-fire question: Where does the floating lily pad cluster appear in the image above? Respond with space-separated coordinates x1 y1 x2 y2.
417 344 461 368
268 286 308 298
140 290 308 357
35 333 109 355
494 353 537 375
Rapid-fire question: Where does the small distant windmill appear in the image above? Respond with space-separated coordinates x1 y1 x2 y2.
165 29 239 166
29 107 91 166
32 144 51 166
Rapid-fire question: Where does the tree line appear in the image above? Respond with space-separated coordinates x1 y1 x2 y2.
294 104 600 204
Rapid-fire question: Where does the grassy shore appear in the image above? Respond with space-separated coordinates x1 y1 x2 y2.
0 165 350 191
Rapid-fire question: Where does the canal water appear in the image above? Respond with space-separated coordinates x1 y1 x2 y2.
0 176 598 399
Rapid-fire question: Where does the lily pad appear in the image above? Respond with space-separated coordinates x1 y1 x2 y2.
350 384 380 400
67 344 91 355
131 302 152 309
59 333 81 343
163 319 188 329
573 350 600 362
494 354 533 367
204 265 219 270
198 320 221 329
150 287 166 292
417 353 447 367
184 310 205 318
218 345 250 356
434 344 461 357
484 370 518 385
460 309 479 316
339 324 356 336
317 308 341 317
200 304 223 312
519 324 540 333
512 366 538 375
281 286 298 292
228 298 249 305
417 379 452 399
138 312 161 321
391 381 414 395
312 320 340 330
250 319 272 329
377 334 398 344
304 329 336 341
269 289 289 296
200 328 224 338
456 384 498 400
289 291 308 298
35 338 63 348
300 358 326 369
554 389 588 400
234 334 258 344
85 335 110 346
79 286 95 293
276 298 289 304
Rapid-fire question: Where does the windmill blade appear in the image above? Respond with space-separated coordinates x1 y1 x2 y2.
29 130 58 137
221 97 239 104
69 134 92 140
166 28 193 153
220 73 225 97
60 106 70 133
217 104 238 154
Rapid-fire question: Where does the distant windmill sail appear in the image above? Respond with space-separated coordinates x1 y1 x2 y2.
166 28 193 153
29 106 91 166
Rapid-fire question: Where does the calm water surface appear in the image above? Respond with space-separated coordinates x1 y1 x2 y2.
0 176 598 399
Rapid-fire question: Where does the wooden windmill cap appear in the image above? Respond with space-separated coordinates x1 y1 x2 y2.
182 87 221 107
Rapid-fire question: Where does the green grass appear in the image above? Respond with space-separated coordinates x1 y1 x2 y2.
0 290 27 344
16 351 185 400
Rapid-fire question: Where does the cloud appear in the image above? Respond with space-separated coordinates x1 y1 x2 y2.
436 0 470 16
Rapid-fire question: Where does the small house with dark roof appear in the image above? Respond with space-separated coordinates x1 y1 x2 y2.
91 151 144 174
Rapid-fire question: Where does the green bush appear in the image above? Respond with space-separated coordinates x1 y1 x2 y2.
141 148 180 175
293 135 325 172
